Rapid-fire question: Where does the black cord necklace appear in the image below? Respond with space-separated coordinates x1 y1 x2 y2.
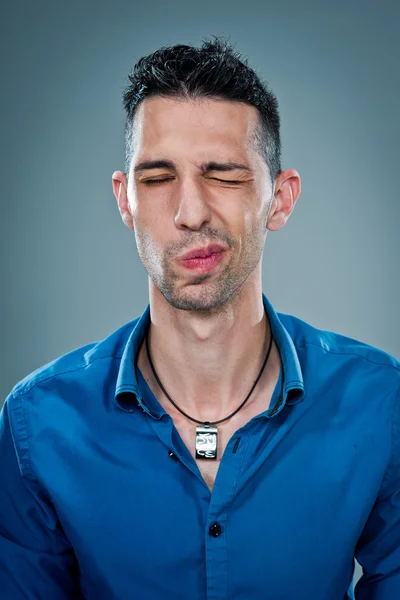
145 315 273 460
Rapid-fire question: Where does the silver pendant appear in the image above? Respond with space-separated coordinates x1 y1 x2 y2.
195 423 218 459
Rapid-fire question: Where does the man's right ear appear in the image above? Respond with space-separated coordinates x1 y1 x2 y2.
112 170 134 230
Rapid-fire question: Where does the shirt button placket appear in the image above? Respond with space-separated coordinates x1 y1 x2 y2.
205 513 228 600
204 434 250 600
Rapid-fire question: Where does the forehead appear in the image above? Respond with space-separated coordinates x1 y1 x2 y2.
131 96 261 162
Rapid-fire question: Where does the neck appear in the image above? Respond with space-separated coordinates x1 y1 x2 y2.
137 274 278 422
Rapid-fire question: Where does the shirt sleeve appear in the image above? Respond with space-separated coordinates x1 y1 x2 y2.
354 381 400 599
0 393 81 599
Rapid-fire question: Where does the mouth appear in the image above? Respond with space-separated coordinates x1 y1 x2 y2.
177 244 226 274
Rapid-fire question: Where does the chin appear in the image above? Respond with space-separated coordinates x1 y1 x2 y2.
160 282 236 312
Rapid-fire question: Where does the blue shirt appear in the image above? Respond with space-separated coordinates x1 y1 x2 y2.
1 293 399 599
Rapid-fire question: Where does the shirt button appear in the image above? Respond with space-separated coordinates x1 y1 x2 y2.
209 522 222 537
168 450 178 461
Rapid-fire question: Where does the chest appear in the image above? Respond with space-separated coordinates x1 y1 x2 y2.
45 378 380 599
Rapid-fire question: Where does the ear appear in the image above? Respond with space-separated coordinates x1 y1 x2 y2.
266 169 301 232
112 170 134 230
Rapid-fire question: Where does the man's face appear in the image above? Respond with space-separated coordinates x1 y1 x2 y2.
126 96 273 311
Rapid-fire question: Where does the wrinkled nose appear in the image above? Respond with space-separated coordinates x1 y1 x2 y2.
173 178 212 231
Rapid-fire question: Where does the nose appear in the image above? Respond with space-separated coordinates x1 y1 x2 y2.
173 176 212 231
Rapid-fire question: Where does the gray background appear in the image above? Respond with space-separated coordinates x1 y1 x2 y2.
1 0 400 587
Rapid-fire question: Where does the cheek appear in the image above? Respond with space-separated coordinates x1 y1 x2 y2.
130 185 163 224
134 203 166 242
133 215 171 268
241 201 267 238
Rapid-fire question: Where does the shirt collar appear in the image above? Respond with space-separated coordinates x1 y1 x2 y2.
114 293 305 416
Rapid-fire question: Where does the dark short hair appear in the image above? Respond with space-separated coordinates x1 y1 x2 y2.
122 37 281 181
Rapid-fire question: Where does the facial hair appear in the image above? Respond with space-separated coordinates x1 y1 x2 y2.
134 213 268 312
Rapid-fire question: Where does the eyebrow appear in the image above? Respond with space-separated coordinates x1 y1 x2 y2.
201 161 252 173
134 160 252 174
134 160 175 173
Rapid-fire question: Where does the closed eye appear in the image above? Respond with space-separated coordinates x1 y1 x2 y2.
142 178 174 185
142 177 246 186
210 178 244 185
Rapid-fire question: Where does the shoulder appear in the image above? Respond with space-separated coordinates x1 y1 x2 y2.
10 317 140 400
278 310 400 378
3 317 142 481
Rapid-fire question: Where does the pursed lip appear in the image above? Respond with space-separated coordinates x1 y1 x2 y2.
178 244 226 261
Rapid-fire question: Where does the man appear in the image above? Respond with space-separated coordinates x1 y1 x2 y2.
0 38 399 600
